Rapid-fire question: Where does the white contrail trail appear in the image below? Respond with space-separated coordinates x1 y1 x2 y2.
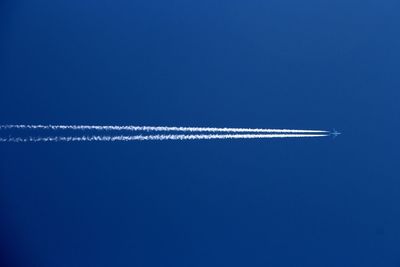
0 124 328 133
0 133 328 143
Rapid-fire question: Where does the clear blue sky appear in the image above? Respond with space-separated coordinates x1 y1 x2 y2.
1 0 399 266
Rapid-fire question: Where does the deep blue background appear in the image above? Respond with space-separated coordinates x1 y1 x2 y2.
1 0 400 266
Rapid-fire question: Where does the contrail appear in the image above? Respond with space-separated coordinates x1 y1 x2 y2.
0 134 328 143
0 124 328 133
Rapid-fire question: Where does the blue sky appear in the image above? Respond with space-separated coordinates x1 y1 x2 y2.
1 0 400 266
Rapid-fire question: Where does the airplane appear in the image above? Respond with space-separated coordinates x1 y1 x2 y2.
330 129 341 138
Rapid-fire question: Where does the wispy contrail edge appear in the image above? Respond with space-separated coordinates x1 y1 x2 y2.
0 134 328 143
0 125 328 133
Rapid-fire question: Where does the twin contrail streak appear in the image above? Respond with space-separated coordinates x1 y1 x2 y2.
0 124 330 142
0 125 327 133
0 134 328 143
